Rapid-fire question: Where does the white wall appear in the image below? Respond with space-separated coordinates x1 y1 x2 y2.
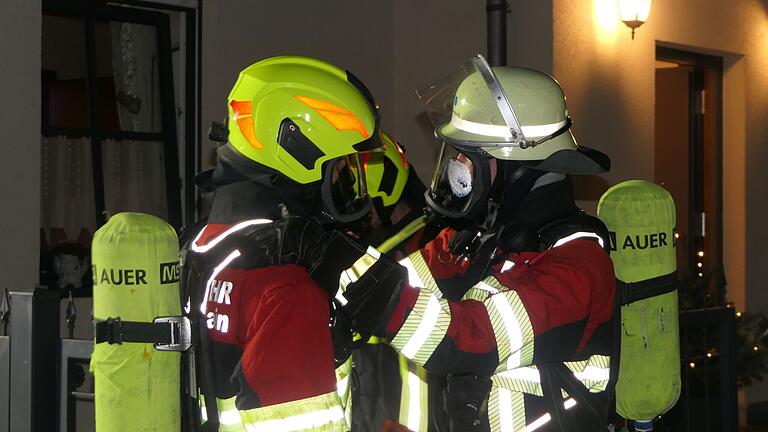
0 0 41 292
552 0 768 403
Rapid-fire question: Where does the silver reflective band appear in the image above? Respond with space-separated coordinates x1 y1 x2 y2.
366 246 382 259
498 388 518 432
574 365 611 382
476 281 500 294
523 398 577 432
244 405 345 432
407 372 422 432
334 288 348 306
501 260 515 272
450 116 567 140
401 294 442 359
220 408 243 426
399 257 427 290
336 375 349 397
200 250 242 314
498 367 540 384
552 232 605 249
490 294 524 369
191 219 273 253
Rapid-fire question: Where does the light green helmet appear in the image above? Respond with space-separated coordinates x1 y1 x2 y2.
421 54 609 174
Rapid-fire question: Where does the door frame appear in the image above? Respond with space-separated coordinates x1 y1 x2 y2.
656 45 724 304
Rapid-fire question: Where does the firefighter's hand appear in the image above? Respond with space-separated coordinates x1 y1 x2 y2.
342 257 407 340
303 230 368 296
330 299 354 368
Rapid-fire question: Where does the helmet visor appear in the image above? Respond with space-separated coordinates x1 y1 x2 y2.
417 54 527 147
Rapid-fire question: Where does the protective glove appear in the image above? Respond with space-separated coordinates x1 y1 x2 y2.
342 257 407 340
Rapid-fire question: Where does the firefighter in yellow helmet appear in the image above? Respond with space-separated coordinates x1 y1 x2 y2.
188 56 384 432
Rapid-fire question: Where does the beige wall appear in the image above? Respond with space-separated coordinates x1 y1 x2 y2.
199 0 489 183
0 0 41 292
200 0 553 184
553 0 768 400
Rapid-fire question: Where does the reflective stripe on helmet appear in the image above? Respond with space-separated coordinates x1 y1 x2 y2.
449 116 568 140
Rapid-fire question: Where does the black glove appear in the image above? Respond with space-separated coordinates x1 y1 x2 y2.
444 374 492 432
304 230 368 296
330 299 354 368
342 257 407 340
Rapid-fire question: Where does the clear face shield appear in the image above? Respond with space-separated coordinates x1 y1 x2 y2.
426 141 492 221
416 54 570 150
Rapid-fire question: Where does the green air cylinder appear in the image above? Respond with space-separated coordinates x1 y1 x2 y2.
597 180 681 423
90 212 181 432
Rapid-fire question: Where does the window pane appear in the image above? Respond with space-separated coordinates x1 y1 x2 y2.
40 136 97 295
95 21 163 133
42 14 89 129
101 139 169 221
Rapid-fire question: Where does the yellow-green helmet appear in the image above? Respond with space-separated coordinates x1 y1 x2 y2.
363 132 410 208
217 56 384 223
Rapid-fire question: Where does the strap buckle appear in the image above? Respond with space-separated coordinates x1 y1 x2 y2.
153 316 192 352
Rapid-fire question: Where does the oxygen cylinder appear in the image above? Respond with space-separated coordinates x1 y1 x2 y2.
90 212 181 432
597 180 681 424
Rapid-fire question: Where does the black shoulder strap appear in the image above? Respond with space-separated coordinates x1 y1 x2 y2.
537 212 610 252
618 272 677 306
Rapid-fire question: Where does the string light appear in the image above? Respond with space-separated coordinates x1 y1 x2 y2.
674 233 680 239
689 362 696 368
697 263 703 268
698 273 703 277
698 251 705 257
737 312 742 318
707 352 713 358
754 346 759 352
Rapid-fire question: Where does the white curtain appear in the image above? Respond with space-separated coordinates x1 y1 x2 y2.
101 138 168 220
41 135 97 247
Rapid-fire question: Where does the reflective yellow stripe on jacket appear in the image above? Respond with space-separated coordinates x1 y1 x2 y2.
239 391 348 432
488 354 612 432
200 396 246 432
337 242 431 431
